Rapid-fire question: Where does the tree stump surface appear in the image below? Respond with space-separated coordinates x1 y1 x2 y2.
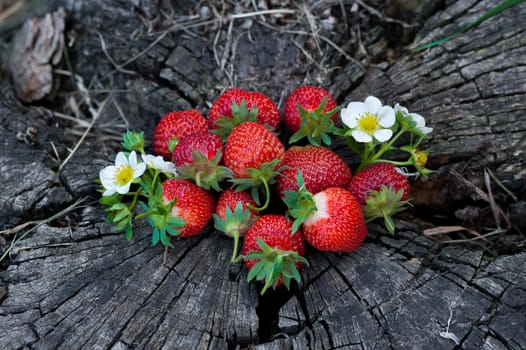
0 1 525 349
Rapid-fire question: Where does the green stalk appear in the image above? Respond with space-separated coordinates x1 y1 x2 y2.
230 231 241 263
128 188 142 212
135 210 158 220
415 0 526 51
358 127 408 171
247 176 271 212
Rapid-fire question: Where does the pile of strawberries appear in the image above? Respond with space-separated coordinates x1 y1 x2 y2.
151 86 410 294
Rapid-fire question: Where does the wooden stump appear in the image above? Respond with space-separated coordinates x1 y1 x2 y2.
1 1 525 349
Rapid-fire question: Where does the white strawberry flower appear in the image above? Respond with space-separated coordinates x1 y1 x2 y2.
341 96 395 143
394 103 433 135
142 154 177 175
100 151 146 196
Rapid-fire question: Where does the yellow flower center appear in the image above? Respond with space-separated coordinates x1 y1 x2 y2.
115 165 134 185
358 113 380 133
414 151 428 167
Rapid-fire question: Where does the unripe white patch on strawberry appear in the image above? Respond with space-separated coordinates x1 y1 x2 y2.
304 191 329 227
162 198 181 217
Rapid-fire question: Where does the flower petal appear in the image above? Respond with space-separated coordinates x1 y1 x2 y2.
421 126 433 134
142 154 154 167
364 96 382 114
116 182 131 195
115 152 127 167
163 162 177 175
351 130 373 143
100 166 116 187
377 106 395 127
373 129 393 142
102 188 117 196
134 162 146 177
341 102 366 128
346 101 367 116
394 103 408 115
128 151 138 167
410 113 426 127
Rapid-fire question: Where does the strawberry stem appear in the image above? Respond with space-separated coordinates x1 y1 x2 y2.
247 176 271 212
231 231 241 263
213 202 256 262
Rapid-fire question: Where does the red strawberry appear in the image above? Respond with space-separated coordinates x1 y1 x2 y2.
208 88 280 132
348 162 410 205
224 121 286 211
153 110 208 159
172 132 223 167
242 215 307 295
172 132 230 191
302 187 367 252
284 85 339 146
347 162 411 234
213 189 259 262
284 173 367 252
276 145 352 199
162 179 215 239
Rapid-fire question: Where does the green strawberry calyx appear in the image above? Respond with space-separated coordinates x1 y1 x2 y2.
212 100 259 141
282 170 317 234
363 185 412 235
137 198 186 248
289 97 339 146
230 159 287 212
176 150 232 192
246 238 308 295
213 202 258 263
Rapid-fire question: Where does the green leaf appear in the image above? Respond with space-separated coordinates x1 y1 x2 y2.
214 202 257 262
122 130 145 153
363 185 412 235
283 170 317 234
176 150 232 191
159 229 174 248
211 100 259 141
113 218 129 232
168 137 179 153
110 202 127 211
288 98 339 146
99 193 121 206
245 237 307 295
113 207 130 223
247 258 266 282
152 228 160 246
125 223 134 240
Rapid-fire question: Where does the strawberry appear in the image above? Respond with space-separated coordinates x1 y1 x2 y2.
172 132 223 167
161 179 215 239
224 121 286 211
348 162 410 205
276 145 352 199
242 215 307 295
284 172 367 252
208 88 280 138
347 162 411 234
152 110 208 160
213 188 259 262
284 85 339 146
172 132 231 191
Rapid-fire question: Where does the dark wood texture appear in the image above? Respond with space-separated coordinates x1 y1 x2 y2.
1 0 525 349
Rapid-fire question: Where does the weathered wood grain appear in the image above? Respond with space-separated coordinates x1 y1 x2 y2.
1 0 525 349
